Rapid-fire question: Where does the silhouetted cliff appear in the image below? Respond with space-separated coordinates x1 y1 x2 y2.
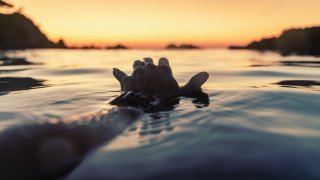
229 27 320 55
0 13 66 49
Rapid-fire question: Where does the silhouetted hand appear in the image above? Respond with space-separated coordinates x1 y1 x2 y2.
113 57 208 95
111 57 209 110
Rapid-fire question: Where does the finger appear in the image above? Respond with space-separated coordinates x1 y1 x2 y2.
158 57 170 67
132 67 145 86
143 57 154 65
183 72 209 92
158 57 172 73
143 63 158 94
133 60 144 70
113 68 128 82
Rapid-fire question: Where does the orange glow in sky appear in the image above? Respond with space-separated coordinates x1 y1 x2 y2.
9 0 320 48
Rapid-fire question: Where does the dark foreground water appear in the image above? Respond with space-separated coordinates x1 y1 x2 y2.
0 49 320 179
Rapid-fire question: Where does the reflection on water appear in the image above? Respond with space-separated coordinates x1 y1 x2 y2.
0 68 29 74
276 80 320 87
0 49 320 179
0 56 35 66
250 58 320 68
140 113 175 136
280 60 320 68
0 77 46 95
111 90 209 112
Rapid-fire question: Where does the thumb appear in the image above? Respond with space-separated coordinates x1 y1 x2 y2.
182 72 209 93
113 68 127 83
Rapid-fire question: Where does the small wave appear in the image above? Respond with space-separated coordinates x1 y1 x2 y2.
280 60 320 68
45 68 107 76
251 60 320 68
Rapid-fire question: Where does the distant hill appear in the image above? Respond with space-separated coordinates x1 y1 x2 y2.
166 44 200 49
229 26 320 55
106 44 129 49
0 13 66 49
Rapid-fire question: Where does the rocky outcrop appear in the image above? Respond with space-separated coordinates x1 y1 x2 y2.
166 44 200 49
230 26 320 55
106 44 128 49
0 13 66 49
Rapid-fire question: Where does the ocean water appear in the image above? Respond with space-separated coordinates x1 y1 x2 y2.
0 49 320 179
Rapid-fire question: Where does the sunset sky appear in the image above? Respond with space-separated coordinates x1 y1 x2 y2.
8 0 320 48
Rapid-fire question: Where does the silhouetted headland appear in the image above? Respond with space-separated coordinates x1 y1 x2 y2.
0 12 66 49
106 44 129 50
230 26 320 55
166 44 200 50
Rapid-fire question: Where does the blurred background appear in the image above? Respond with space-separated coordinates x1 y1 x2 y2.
1 1 320 180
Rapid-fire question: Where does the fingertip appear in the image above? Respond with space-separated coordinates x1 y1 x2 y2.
133 60 144 70
199 71 209 80
112 69 118 77
159 57 169 60
197 72 209 84
158 57 170 66
143 57 154 65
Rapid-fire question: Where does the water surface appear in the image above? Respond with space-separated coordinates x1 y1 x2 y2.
1 49 320 179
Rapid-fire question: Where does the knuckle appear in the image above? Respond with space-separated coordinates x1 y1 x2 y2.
145 63 156 69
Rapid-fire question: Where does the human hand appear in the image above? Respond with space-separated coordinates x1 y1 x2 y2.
112 57 209 97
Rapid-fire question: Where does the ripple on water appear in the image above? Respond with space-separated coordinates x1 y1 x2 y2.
43 68 107 76
1 49 320 179
68 89 320 180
